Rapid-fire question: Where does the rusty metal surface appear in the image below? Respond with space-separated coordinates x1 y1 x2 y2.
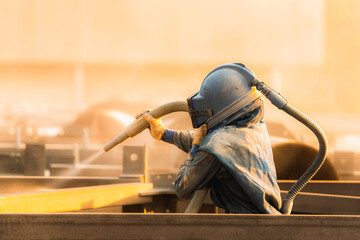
0 213 359 240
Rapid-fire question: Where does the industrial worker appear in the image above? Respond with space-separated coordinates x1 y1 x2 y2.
139 63 282 214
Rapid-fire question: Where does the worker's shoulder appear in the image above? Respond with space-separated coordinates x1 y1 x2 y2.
202 121 267 145
210 121 266 136
200 125 246 147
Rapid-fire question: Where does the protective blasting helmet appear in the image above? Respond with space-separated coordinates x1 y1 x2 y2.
187 63 262 130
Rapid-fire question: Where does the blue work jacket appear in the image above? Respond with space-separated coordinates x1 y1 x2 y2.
164 121 281 214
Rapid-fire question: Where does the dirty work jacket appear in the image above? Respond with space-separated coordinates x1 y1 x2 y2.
163 121 281 214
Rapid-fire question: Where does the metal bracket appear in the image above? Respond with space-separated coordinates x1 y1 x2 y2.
122 145 148 183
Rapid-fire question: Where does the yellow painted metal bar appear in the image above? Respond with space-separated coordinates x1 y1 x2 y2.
0 183 153 213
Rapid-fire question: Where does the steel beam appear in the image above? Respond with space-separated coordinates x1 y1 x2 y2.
0 176 141 194
281 191 360 215
0 213 359 240
0 183 152 213
141 182 360 215
279 180 360 196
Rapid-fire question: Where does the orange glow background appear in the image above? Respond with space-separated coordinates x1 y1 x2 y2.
0 0 359 151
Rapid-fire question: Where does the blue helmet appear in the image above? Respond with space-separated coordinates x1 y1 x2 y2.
187 63 262 130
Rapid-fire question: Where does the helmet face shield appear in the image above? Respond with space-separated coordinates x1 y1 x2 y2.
187 91 212 128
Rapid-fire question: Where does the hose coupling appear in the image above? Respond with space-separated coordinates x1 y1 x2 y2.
280 199 294 215
251 79 288 109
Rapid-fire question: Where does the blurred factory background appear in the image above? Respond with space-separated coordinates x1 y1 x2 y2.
0 0 359 178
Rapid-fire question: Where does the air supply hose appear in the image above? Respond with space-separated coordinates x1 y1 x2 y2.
251 79 328 214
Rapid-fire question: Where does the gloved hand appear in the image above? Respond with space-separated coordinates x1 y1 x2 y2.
192 124 207 145
136 110 165 140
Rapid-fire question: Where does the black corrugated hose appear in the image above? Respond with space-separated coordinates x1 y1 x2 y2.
252 79 328 214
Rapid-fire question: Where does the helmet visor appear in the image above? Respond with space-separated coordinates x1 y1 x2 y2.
187 91 212 128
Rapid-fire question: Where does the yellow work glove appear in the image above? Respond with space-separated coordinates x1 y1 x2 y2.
136 110 165 141
192 124 207 145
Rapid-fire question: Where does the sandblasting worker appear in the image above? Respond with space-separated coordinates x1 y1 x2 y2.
139 63 282 214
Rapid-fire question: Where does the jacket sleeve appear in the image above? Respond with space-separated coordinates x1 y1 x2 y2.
162 129 194 153
175 150 222 200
